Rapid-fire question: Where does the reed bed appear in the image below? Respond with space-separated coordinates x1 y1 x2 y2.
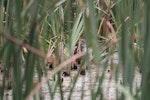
0 0 149 100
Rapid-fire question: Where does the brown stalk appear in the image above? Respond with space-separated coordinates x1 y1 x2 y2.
0 31 47 58
106 21 118 45
26 51 86 100
77 0 87 12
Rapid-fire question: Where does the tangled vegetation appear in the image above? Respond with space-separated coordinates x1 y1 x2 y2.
0 0 150 100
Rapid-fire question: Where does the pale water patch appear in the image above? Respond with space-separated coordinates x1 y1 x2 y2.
1 53 141 100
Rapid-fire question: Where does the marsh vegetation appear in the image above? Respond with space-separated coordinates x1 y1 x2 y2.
0 0 150 100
